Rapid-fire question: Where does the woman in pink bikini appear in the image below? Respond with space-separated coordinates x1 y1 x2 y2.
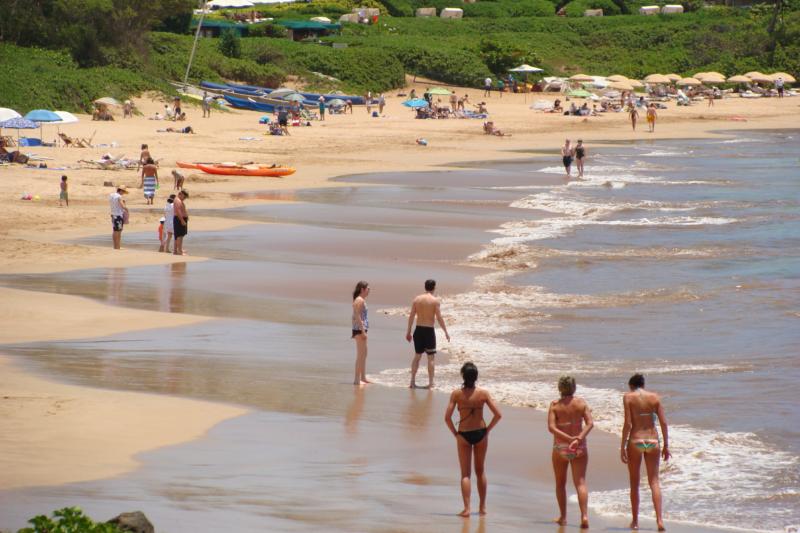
621 373 671 531
548 375 594 529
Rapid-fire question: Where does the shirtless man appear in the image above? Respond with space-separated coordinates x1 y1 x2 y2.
172 189 189 256
621 373 670 531
405 279 450 388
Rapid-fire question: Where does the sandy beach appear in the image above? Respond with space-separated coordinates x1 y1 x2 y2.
1 81 798 531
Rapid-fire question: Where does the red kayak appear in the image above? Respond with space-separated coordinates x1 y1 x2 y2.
195 164 295 177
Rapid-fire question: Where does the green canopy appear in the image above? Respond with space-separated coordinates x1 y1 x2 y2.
567 89 593 98
426 87 453 96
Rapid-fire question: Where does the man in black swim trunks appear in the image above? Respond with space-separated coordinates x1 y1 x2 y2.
405 279 451 389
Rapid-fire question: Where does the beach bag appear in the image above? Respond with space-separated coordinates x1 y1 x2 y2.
122 210 130 225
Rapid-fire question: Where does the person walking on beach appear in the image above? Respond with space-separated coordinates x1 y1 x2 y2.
378 93 386 114
484 77 492 97
140 157 159 205
621 373 670 532
561 139 574 178
160 194 176 253
365 91 372 115
776 77 784 98
405 279 450 389
173 189 189 256
646 104 657 133
629 106 639 131
574 140 587 178
444 362 502 517
109 186 129 250
318 96 326 121
59 175 69 207
351 281 371 386
548 376 594 529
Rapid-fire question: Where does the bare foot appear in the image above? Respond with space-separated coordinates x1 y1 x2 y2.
458 509 470 518
409 383 416 389
657 522 665 532
629 521 638 530
553 517 567 526
580 517 589 529
479 507 487 516
361 378 371 384
428 382 435 389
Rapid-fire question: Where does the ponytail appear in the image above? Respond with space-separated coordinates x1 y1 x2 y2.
461 362 478 389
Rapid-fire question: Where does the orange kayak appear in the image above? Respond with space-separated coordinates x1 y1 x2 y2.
196 164 295 177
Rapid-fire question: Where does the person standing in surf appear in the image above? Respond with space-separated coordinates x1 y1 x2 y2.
575 140 587 178
351 281 371 386
405 279 450 389
646 104 658 133
444 362 502 518
621 373 671 531
561 139 574 178
548 376 594 529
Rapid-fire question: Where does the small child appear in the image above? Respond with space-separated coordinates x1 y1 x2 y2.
59 175 69 207
157 217 165 251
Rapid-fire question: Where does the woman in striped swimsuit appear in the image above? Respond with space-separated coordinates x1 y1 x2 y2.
140 157 159 205
621 373 671 531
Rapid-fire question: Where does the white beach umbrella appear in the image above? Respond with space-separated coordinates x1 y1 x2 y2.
627 79 644 88
0 108 21 122
644 74 671 84
607 74 629 82
743 71 765 79
53 111 80 124
608 80 635 91
509 64 544 73
665 73 682 82
726 75 751 83
770 72 796 83
749 72 774 84
569 73 595 82
207 0 254 7
678 77 702 86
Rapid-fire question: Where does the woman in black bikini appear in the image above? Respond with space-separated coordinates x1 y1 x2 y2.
574 140 587 178
444 362 503 517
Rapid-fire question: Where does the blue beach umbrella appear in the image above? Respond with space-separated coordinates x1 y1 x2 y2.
402 98 429 108
0 117 38 144
24 109 61 141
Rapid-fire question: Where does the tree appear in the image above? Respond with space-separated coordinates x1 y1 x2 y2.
219 28 242 59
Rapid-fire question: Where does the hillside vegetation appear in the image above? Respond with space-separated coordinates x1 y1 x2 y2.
0 0 797 112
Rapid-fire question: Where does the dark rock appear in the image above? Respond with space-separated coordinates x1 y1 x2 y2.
107 511 154 533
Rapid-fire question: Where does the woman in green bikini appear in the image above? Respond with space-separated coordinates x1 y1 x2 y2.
621 373 671 531
548 375 594 529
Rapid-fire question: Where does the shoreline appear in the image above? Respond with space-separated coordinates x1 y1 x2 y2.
0 89 797 528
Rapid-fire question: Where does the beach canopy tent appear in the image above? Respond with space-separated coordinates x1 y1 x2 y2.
726 75 751 83
0 108 21 122
567 89 593 98
770 72 796 83
607 74 629 82
207 0 254 8
569 74 594 82
426 87 453 96
509 64 544 74
402 98 430 108
639 5 660 14
644 74 671 84
677 77 702 86
661 4 684 13
53 111 80 124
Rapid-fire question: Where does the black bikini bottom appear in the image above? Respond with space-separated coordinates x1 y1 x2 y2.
459 428 487 446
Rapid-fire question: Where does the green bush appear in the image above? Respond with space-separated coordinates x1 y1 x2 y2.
19 507 123 533
382 0 415 16
219 28 242 58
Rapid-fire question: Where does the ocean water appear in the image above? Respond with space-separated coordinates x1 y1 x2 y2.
372 131 800 532
2 132 798 532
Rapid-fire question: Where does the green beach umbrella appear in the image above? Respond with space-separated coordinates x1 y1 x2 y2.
567 89 593 98
426 87 452 96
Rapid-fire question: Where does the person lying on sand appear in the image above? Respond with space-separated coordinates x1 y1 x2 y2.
157 126 194 134
483 121 510 137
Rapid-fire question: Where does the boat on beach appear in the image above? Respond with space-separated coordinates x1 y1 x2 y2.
196 164 296 177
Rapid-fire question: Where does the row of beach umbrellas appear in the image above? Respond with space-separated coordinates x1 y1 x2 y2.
568 71 794 91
